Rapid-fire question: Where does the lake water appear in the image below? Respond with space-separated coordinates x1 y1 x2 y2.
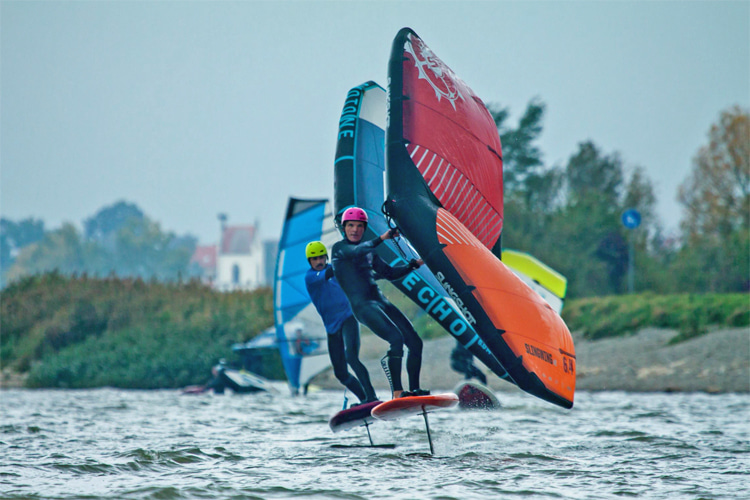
1 387 748 499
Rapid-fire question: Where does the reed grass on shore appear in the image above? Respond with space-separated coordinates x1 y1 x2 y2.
2 273 747 389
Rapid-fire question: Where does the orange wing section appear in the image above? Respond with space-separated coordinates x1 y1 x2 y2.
436 209 575 405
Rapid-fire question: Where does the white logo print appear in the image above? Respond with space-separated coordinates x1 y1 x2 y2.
405 36 463 110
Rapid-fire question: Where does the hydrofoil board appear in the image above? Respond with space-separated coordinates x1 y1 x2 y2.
454 381 500 410
329 400 382 433
371 393 458 421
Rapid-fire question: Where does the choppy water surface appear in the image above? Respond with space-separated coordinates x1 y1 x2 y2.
1 387 748 499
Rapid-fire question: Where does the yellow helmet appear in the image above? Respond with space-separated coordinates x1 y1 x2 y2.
305 241 328 259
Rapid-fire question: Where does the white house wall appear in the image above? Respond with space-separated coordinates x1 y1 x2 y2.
216 252 265 291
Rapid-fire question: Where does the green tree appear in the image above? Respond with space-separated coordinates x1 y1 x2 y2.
674 105 750 292
566 141 624 209
489 102 666 297
554 141 629 296
1 218 46 286
5 224 105 283
678 105 749 241
489 99 564 260
490 98 546 195
0 217 45 249
107 217 195 281
4 202 197 285
84 200 145 251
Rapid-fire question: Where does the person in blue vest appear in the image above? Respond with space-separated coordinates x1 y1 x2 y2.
304 240 378 405
331 207 429 399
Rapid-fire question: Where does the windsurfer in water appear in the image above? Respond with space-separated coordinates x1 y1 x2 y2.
304 240 379 405
331 206 429 399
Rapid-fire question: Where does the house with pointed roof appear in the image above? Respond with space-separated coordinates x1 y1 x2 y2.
188 215 277 291
215 224 265 291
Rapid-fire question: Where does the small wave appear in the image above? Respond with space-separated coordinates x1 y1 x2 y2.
52 462 115 474
508 452 565 462
120 485 184 499
113 447 216 471
590 429 647 438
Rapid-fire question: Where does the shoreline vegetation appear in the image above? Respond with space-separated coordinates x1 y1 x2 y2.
1 273 748 392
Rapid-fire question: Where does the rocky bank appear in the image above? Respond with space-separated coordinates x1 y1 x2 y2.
314 327 750 394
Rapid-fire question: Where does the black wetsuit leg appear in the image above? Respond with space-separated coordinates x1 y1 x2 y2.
327 328 366 401
340 315 377 401
467 364 488 385
383 301 423 391
353 300 406 393
462 364 487 385
450 341 486 384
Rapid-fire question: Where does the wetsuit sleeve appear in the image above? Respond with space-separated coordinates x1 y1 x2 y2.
333 237 383 260
324 266 334 280
371 254 413 281
305 268 327 292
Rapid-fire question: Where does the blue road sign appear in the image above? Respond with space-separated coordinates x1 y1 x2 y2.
622 209 641 229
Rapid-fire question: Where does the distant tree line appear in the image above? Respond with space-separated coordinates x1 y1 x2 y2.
1 201 198 288
2 105 748 298
492 101 748 297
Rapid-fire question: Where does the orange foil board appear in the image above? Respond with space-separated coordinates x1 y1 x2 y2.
371 394 459 421
436 209 576 404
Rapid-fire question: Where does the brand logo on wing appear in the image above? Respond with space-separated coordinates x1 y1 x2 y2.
394 261 497 363
434 272 476 325
524 343 555 366
406 35 463 110
338 87 362 140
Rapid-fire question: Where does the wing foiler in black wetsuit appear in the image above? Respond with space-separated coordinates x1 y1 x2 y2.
331 235 424 396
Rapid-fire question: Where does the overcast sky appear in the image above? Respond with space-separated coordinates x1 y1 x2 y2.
2 0 748 245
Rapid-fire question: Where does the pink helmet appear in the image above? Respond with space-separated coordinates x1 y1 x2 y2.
341 207 368 224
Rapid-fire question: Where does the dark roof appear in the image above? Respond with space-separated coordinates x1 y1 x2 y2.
221 225 256 254
190 245 217 269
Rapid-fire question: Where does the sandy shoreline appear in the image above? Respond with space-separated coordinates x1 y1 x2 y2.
314 327 750 395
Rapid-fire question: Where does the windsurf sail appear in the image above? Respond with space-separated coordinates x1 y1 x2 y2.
333 81 511 381
232 326 278 352
274 198 336 395
385 28 575 408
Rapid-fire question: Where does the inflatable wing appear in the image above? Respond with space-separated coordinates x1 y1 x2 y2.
385 28 575 408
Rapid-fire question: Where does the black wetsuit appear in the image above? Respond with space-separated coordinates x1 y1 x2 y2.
450 341 487 385
331 235 422 394
328 315 377 401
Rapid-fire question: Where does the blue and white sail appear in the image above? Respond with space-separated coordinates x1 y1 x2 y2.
273 198 337 395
